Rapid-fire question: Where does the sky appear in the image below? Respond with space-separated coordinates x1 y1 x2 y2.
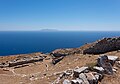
0 0 120 31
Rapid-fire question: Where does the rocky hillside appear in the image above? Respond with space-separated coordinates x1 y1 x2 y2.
51 37 120 57
83 37 120 54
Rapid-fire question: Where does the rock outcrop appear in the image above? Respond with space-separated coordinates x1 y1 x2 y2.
51 37 120 57
50 48 81 57
83 37 120 54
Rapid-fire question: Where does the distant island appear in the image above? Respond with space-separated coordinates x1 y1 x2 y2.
40 29 59 32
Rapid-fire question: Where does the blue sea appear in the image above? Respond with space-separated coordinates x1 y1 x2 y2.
0 31 120 56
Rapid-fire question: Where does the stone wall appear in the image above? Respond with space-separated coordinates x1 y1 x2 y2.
83 37 120 54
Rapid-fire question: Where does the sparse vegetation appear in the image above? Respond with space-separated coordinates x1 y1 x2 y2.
86 62 97 70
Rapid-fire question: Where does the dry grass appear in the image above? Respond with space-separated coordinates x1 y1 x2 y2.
0 50 120 84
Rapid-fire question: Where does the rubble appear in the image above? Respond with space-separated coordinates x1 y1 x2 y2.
53 55 119 84
85 72 97 84
73 67 88 77
79 73 89 84
0 56 44 68
97 55 114 75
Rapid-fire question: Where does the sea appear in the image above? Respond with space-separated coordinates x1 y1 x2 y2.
0 31 120 56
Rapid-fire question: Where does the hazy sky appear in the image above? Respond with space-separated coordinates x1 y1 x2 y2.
0 0 120 31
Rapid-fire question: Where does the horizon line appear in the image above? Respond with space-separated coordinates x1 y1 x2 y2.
0 30 120 32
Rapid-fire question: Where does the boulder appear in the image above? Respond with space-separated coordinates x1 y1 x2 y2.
79 73 89 84
76 78 83 84
94 73 103 81
108 56 119 65
52 56 64 65
50 49 70 57
108 56 118 61
71 80 78 84
93 66 104 73
63 79 71 84
97 55 113 75
85 72 97 84
73 67 88 77
65 69 73 76
71 78 83 84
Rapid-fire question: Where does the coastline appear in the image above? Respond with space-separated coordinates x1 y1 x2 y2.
0 37 120 84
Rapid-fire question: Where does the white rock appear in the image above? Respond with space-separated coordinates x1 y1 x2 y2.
113 67 118 70
71 80 78 84
73 67 88 77
94 74 99 80
79 73 89 84
108 56 118 61
74 67 88 73
63 79 71 84
93 72 103 81
76 78 83 84
98 55 113 75
93 66 104 73
85 72 97 84
71 78 83 84
112 68 117 72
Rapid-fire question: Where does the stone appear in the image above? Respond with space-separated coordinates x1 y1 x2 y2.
71 80 78 84
96 73 103 81
91 72 103 81
113 67 118 70
94 74 99 80
50 48 81 57
79 73 89 84
76 78 83 84
85 72 97 84
94 74 102 81
112 69 117 72
8 56 44 67
97 55 113 75
93 66 104 73
59 72 66 79
108 56 118 61
71 78 83 84
52 56 64 65
65 69 73 76
63 79 71 84
108 56 119 65
73 67 88 77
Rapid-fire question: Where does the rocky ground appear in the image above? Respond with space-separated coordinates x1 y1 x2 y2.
0 51 120 84
0 37 120 84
